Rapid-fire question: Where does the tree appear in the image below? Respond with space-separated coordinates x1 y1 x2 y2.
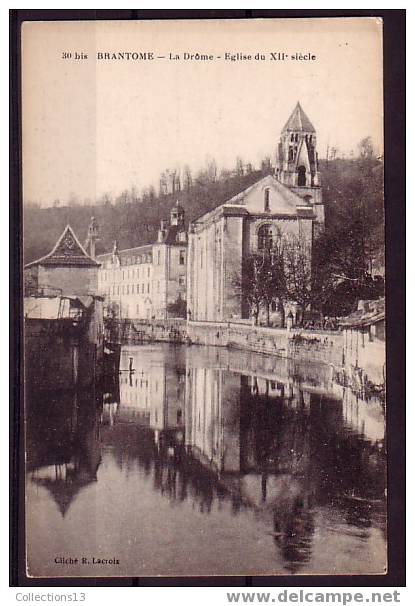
240 256 264 325
159 172 168 196
183 165 193 190
240 235 286 326
260 156 272 174
284 234 313 323
357 136 374 160
167 297 187 318
206 158 218 183
235 156 244 177
258 240 286 326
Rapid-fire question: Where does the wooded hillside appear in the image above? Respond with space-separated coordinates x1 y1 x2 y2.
23 144 384 285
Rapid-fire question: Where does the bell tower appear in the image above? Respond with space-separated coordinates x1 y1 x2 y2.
275 102 324 227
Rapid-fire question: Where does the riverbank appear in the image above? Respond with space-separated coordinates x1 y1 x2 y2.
106 317 385 394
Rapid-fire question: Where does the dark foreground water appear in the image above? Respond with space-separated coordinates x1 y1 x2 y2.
26 344 386 577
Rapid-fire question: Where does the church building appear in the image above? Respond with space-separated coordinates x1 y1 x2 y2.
187 103 324 325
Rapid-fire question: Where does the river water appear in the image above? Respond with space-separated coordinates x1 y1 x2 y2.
26 343 386 577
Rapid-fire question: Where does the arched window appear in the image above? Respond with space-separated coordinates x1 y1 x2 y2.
297 165 306 186
264 188 270 212
289 148 294 161
258 224 275 250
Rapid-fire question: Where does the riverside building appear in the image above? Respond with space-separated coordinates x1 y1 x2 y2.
97 202 187 320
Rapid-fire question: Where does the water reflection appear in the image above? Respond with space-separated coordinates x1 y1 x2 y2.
26 344 386 577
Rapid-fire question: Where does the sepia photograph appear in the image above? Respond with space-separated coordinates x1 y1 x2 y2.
18 15 390 579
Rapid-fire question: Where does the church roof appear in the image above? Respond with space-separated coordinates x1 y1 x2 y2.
192 174 315 228
282 102 315 133
225 174 307 212
25 225 99 269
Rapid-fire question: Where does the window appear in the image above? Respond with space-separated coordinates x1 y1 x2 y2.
297 165 306 186
258 224 275 250
289 148 294 161
126 285 129 295
179 275 185 286
264 188 270 212
147 267 150 277
200 250 203 269
147 284 150 293
179 250 185 265
142 284 144 293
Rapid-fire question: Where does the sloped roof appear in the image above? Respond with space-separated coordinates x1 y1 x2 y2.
25 225 99 268
97 244 152 262
339 298 385 329
282 102 315 133
192 174 315 229
225 174 308 213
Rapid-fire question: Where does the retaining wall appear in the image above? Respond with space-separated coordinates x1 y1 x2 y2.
187 321 343 366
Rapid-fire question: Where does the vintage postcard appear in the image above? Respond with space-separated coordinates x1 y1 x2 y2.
20 17 387 578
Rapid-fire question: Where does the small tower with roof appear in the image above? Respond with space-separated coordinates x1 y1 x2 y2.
170 200 185 228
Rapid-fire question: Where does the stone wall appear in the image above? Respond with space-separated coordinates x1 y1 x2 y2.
110 318 188 344
187 321 343 366
116 319 348 375
287 330 344 366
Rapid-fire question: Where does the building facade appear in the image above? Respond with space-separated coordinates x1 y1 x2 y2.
24 224 100 297
97 202 187 320
187 103 324 325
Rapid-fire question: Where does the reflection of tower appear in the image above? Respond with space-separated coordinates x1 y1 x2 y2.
27 389 102 517
184 356 240 473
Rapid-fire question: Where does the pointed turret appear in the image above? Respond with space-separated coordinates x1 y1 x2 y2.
275 103 324 230
275 102 320 190
282 101 316 133
85 216 99 259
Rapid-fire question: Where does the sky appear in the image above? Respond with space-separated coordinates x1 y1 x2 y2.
22 18 384 207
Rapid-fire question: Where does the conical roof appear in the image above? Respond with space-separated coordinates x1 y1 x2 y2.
282 102 315 133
